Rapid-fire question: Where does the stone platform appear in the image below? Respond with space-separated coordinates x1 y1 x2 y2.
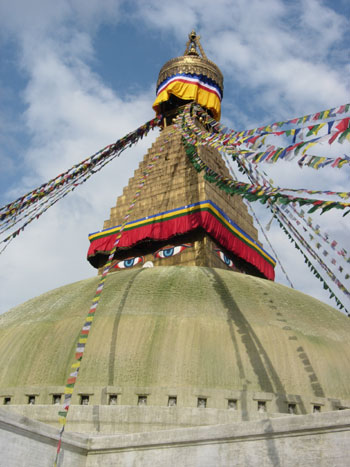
1 407 349 466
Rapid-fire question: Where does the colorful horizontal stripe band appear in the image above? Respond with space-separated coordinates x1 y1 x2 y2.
88 200 276 280
152 73 221 121
156 73 223 100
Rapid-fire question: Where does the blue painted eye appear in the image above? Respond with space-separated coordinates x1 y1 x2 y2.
154 244 192 259
114 256 144 269
162 247 175 257
215 249 234 268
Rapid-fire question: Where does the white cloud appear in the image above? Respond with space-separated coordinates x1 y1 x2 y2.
300 0 348 50
0 0 159 313
0 0 122 39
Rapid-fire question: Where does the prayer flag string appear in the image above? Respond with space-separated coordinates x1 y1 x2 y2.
180 121 349 312
181 135 350 215
236 157 349 313
176 104 350 170
248 103 350 135
53 150 162 466
0 116 161 253
280 205 350 280
222 152 295 289
184 102 350 138
241 161 350 275
286 207 350 268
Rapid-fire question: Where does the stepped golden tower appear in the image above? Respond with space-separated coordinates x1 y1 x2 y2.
88 31 275 280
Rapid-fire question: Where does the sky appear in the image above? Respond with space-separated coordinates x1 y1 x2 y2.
0 0 349 315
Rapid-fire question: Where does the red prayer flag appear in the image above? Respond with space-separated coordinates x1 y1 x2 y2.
335 117 350 132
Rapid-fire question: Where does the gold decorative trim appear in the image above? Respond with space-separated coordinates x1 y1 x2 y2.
156 31 224 93
157 56 224 92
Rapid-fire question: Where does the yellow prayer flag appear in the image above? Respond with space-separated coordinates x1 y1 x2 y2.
314 157 325 169
302 142 317 154
316 123 325 134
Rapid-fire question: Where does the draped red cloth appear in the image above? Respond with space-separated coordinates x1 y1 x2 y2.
88 201 275 280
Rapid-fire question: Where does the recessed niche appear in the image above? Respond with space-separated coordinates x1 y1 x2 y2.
109 395 118 405
27 395 36 405
3 397 11 405
228 399 237 410
80 395 90 406
288 403 296 414
313 404 321 413
168 396 177 407
52 394 62 405
257 400 266 412
197 398 207 408
138 395 147 406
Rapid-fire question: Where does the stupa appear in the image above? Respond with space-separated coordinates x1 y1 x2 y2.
0 32 349 467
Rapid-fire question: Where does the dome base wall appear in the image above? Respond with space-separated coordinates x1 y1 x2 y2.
1 407 349 466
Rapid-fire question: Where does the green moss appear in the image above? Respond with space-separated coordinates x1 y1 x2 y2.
0 267 349 400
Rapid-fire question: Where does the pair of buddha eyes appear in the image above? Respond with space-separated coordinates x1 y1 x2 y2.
114 244 192 269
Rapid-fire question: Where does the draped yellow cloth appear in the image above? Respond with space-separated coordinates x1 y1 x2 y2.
153 75 221 121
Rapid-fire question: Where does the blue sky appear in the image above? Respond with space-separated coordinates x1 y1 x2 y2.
0 0 349 314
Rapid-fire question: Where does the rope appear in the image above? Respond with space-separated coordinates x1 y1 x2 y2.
178 103 350 170
222 152 295 288
179 125 350 215
237 157 349 313
181 126 348 312
245 162 350 278
1 116 161 253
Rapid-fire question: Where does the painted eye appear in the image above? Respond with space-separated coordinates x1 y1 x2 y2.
114 256 144 269
215 249 234 268
154 244 192 259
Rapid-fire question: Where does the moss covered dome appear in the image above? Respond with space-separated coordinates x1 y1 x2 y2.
1 267 349 416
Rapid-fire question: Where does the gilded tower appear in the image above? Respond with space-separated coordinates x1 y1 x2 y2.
88 32 275 280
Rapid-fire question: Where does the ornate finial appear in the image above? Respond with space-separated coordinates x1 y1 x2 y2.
184 30 208 59
153 31 224 120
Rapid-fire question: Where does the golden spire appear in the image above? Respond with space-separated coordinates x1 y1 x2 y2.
184 30 208 59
